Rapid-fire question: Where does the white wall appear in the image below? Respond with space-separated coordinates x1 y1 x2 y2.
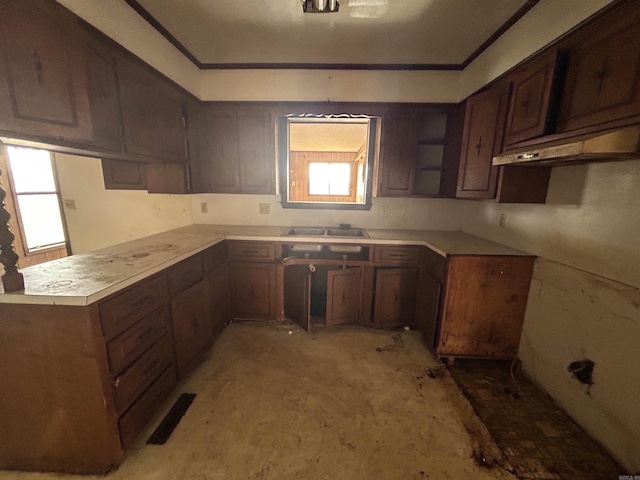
191 194 463 231
55 154 193 254
461 160 640 471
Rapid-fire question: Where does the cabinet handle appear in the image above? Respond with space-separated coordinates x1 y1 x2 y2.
342 290 346 304
130 295 154 310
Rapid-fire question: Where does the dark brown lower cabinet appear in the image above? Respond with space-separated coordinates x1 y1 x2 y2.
326 267 362 326
229 262 277 321
170 280 212 378
284 265 312 331
433 255 535 361
414 272 443 350
373 267 419 328
207 262 231 332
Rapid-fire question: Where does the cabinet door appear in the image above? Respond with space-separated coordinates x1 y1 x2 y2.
326 267 362 326
118 58 160 159
170 280 212 378
187 100 208 193
207 108 240 192
158 87 188 163
438 256 535 358
557 3 640 133
379 112 416 196
284 265 312 332
503 49 560 146
101 159 146 190
457 83 510 199
84 33 123 151
0 0 92 142
229 263 276 320
208 262 231 332
373 267 419 328
238 108 275 194
415 272 442 350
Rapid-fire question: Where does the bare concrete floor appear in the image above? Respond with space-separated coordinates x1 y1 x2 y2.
0 323 514 479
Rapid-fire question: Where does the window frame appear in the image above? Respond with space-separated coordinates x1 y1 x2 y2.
277 115 378 210
4 146 69 255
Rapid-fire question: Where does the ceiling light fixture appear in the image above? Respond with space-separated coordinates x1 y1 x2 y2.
303 0 339 13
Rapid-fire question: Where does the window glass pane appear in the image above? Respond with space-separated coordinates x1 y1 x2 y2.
309 163 331 195
16 194 65 250
309 163 351 196
6 146 56 193
329 163 351 195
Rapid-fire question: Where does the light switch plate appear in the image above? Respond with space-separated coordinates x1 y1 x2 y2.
63 199 76 210
259 203 270 214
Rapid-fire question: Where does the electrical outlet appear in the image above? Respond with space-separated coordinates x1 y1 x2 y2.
259 203 270 214
63 199 76 210
499 213 507 227
381 205 388 218
200 202 208 214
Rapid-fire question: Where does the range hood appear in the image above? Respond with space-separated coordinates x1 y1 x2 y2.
493 126 640 166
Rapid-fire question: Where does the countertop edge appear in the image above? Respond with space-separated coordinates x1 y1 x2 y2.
0 227 533 306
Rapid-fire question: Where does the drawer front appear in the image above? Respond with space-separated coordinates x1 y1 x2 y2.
112 334 174 413
227 241 276 262
422 247 447 284
373 246 421 264
167 254 204 296
106 306 170 375
99 275 168 340
202 242 226 273
118 364 177 449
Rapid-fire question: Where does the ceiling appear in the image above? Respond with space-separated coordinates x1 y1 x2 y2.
289 122 368 152
127 0 536 68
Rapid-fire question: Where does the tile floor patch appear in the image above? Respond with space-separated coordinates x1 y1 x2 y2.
449 360 624 480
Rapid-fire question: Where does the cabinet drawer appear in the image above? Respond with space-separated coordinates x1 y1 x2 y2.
227 241 276 262
202 242 226 273
118 364 177 449
112 334 174 413
373 246 421 264
106 306 170 376
167 255 204 296
99 275 168 340
423 247 447 284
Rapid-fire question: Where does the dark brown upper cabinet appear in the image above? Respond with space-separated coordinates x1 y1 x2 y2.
158 86 188 163
84 31 124 152
117 57 161 160
556 0 640 134
503 48 561 146
101 159 146 190
379 110 416 196
0 0 92 143
205 105 275 194
457 83 510 200
457 83 550 203
238 108 275 194
206 107 241 193
379 106 461 198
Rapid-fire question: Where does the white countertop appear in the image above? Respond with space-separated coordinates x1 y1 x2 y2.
0 224 531 306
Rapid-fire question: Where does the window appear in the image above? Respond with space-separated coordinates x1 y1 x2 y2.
308 163 351 196
5 146 67 252
278 115 378 210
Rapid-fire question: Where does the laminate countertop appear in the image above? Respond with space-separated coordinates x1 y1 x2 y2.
0 224 532 306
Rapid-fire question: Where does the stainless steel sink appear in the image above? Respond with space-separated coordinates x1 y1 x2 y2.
325 228 368 237
282 226 369 238
283 227 327 236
